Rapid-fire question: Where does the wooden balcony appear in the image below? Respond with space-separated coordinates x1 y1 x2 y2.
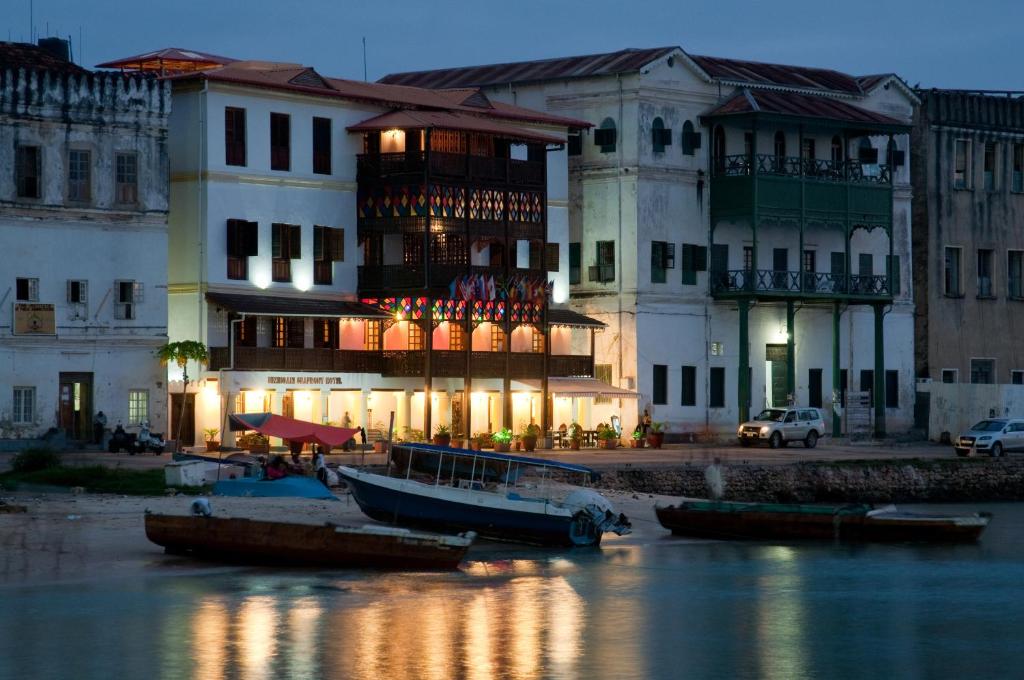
710 269 892 302
209 347 382 372
548 354 594 378
356 151 544 187
358 263 469 292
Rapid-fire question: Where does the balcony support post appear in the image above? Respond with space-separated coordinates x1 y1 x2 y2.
464 316 473 443
832 302 842 437
887 133 896 296
738 298 750 424
873 303 886 438
503 316 513 429
786 301 796 404
799 124 806 293
424 309 433 438
541 305 550 439
750 119 759 275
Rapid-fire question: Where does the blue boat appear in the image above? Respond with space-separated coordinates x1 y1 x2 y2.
213 475 339 501
337 443 631 547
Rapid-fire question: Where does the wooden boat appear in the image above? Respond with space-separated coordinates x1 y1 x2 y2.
337 443 631 547
144 512 475 569
655 500 991 543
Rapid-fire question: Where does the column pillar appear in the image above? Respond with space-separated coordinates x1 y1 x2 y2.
223 388 236 446
359 388 370 437
319 389 330 425
270 389 285 446
832 302 841 437
786 301 796 404
423 313 433 438
738 299 750 423
873 303 886 438
401 389 413 435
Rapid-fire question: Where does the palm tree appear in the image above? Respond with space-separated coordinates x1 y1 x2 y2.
157 340 209 447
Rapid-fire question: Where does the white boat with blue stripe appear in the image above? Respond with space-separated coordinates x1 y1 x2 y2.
337 443 631 547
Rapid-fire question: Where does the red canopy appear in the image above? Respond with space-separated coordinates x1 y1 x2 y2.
229 412 359 448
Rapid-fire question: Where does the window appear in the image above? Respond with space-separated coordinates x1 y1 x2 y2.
773 248 789 289
860 369 875 399
449 323 466 351
1013 143 1023 193
886 255 901 296
233 315 257 347
651 117 671 153
531 326 545 354
270 113 291 171
314 318 338 349
595 118 616 153
115 280 143 319
681 120 699 156
567 131 582 156
314 226 344 285
801 138 816 161
773 131 786 167
273 317 287 348
652 365 667 405
15 145 41 198
941 369 958 384
128 389 149 425
67 279 88 318
271 223 301 282
743 132 753 160
886 138 905 168
803 251 817 289
709 367 725 408
651 241 674 283
226 219 258 280
859 253 873 278
1012 370 1024 385
115 152 138 204
545 243 560 272
681 365 696 406
594 364 613 404
808 368 823 408
1009 251 1024 299
364 320 381 350
68 149 91 202
12 387 35 424
569 242 581 285
312 117 331 175
977 249 994 297
971 359 995 384
489 324 504 352
831 136 844 165
984 142 998 191
287 317 304 348
944 247 962 296
858 138 878 167
589 241 615 283
885 370 899 408
681 243 706 285
954 139 971 189
15 277 38 302
712 126 726 173
225 107 247 166
743 246 753 272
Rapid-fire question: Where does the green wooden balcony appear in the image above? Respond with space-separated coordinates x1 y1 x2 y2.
710 268 892 302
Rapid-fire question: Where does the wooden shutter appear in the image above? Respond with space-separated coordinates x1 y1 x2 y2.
226 219 240 257
272 224 283 259
694 245 707 272
831 251 846 275
329 228 345 262
313 226 324 261
545 243 559 271
681 244 696 285
243 221 259 256
289 224 301 259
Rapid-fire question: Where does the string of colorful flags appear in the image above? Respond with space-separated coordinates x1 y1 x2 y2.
448 273 553 304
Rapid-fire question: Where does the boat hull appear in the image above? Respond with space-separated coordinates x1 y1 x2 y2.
339 468 588 547
655 502 989 543
144 514 471 569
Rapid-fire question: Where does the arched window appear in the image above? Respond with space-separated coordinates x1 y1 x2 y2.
596 117 617 153
887 138 904 168
652 117 669 153
681 120 697 156
831 135 844 165
858 138 879 178
773 131 786 172
712 125 726 173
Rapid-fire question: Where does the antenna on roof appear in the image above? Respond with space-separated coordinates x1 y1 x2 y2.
362 36 367 82
29 0 33 42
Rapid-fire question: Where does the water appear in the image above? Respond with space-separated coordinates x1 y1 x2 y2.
2 504 1023 680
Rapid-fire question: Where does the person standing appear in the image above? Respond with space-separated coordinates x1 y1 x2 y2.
93 411 107 445
640 408 652 438
342 411 354 451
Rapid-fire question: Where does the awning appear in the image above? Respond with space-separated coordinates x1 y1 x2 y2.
229 412 360 448
522 377 638 398
548 308 605 328
347 109 565 145
206 292 389 318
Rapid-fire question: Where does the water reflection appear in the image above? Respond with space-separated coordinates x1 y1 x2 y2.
755 546 807 680
237 595 278 680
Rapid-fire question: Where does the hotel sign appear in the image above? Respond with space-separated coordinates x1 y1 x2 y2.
267 375 343 386
13 303 56 335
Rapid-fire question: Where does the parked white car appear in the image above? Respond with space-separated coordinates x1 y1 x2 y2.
954 419 1024 457
737 408 826 449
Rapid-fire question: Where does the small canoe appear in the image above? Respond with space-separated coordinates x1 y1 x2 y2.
145 513 474 570
655 500 990 543
212 475 338 501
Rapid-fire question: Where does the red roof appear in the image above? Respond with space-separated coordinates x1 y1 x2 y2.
378 47 677 89
705 89 906 128
347 110 565 144
96 47 235 73
689 55 862 94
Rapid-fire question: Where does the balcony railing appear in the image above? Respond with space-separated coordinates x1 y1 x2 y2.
710 269 891 298
382 350 425 377
356 151 545 187
209 347 382 372
549 354 594 378
713 154 892 185
358 263 474 291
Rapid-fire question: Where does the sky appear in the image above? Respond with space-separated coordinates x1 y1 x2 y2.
5 0 1024 90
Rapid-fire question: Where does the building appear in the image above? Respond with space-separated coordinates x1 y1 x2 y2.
383 47 918 437
0 41 170 446
911 89 1024 436
100 50 615 446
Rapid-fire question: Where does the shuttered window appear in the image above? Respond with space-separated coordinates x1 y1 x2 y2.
569 243 581 284
681 365 696 406
545 243 560 272
653 365 667 405
225 107 246 166
709 367 725 408
270 113 291 171
312 117 331 175
681 244 706 285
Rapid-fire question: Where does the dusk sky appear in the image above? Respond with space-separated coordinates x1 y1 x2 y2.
7 0 1023 90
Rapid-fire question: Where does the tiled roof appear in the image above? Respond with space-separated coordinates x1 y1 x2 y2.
705 88 906 127
689 54 863 94
347 110 565 144
378 47 678 89
0 41 87 74
205 292 390 318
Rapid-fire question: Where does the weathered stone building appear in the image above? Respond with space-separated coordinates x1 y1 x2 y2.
0 41 170 445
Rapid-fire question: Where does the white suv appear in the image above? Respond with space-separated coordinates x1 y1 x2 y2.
955 418 1024 457
738 408 826 449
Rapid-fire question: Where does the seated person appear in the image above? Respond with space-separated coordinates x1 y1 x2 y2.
265 455 288 480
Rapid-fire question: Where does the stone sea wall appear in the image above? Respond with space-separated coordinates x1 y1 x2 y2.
594 460 1024 503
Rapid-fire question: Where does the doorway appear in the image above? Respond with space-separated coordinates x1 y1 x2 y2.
451 392 464 438
282 392 295 419
59 372 92 441
765 344 789 407
170 393 196 446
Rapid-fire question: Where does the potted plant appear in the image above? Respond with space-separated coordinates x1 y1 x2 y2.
203 428 220 452
647 421 666 449
597 424 619 449
492 428 513 453
568 422 583 450
630 427 645 448
238 432 269 454
520 423 541 452
433 424 452 447
470 432 486 451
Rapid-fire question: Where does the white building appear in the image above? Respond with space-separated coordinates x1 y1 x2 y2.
383 48 918 437
101 49 600 446
0 41 170 446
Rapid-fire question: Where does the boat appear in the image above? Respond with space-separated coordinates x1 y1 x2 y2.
337 443 631 547
144 512 475 569
655 500 991 543
212 475 339 501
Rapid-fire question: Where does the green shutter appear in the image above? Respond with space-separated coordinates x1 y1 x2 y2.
651 242 665 283
681 244 696 285
694 245 707 272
